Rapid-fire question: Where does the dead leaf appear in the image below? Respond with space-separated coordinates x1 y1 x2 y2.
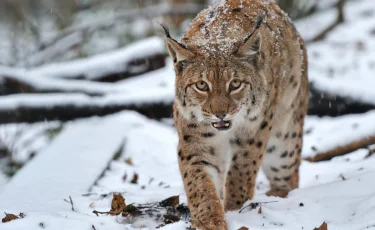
339 174 346 181
313 222 328 230
110 194 126 215
130 173 138 184
125 158 133 165
238 227 249 230
93 194 136 217
160 195 179 207
2 213 18 223
258 206 262 214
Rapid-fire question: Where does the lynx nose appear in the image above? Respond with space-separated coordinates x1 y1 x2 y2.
215 113 226 120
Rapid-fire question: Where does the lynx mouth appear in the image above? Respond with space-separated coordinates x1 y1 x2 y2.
212 120 232 131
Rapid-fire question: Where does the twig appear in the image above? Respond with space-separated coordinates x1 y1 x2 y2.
69 196 75 212
64 196 75 212
365 146 375 159
308 0 346 43
239 201 278 213
92 210 110 216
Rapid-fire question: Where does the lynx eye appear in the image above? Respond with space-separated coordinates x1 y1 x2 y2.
196 81 209 91
229 79 242 91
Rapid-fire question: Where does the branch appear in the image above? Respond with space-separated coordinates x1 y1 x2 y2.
31 37 166 82
304 136 375 162
308 0 346 43
0 37 167 97
23 32 84 68
64 196 75 212
40 3 203 50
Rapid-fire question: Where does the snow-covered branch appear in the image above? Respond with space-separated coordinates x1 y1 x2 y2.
31 37 166 81
40 3 203 52
23 32 85 68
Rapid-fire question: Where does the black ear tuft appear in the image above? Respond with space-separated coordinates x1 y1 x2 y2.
255 14 264 30
159 23 171 38
243 14 264 44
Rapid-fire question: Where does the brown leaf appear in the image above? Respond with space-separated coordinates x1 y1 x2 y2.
160 195 180 207
130 173 138 184
2 213 18 223
258 206 262 214
238 227 249 230
110 194 126 215
313 222 328 230
125 157 133 165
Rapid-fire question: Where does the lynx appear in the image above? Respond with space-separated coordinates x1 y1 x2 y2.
163 0 308 229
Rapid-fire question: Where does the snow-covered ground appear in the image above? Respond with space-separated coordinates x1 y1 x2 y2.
303 111 375 159
1 111 375 230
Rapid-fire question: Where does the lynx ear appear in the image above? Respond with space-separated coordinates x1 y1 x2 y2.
236 15 263 57
160 24 194 63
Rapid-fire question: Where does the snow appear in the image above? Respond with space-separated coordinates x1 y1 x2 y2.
0 170 8 190
23 32 85 67
303 111 375 159
1 111 375 229
29 37 165 80
0 122 60 164
296 0 375 105
0 60 175 109
0 59 175 97
0 90 173 112
0 111 146 212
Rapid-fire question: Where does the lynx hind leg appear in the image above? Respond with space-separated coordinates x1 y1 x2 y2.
262 116 303 197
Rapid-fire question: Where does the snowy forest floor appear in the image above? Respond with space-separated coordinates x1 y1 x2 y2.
1 0 375 229
1 111 375 230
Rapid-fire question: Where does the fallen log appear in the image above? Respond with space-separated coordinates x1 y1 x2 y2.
308 83 375 117
0 93 173 124
305 136 375 162
0 102 173 124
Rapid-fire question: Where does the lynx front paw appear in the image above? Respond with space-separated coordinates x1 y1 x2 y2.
266 188 289 198
193 217 227 230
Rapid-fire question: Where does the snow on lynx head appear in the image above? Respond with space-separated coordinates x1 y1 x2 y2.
162 14 268 130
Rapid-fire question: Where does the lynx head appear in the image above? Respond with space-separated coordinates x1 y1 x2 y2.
162 16 268 131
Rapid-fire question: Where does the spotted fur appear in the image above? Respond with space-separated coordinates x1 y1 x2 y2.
164 0 308 229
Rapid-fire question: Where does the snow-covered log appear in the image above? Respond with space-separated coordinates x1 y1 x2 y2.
0 93 173 124
305 136 375 162
31 37 167 82
303 111 375 162
23 32 85 68
308 84 375 117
